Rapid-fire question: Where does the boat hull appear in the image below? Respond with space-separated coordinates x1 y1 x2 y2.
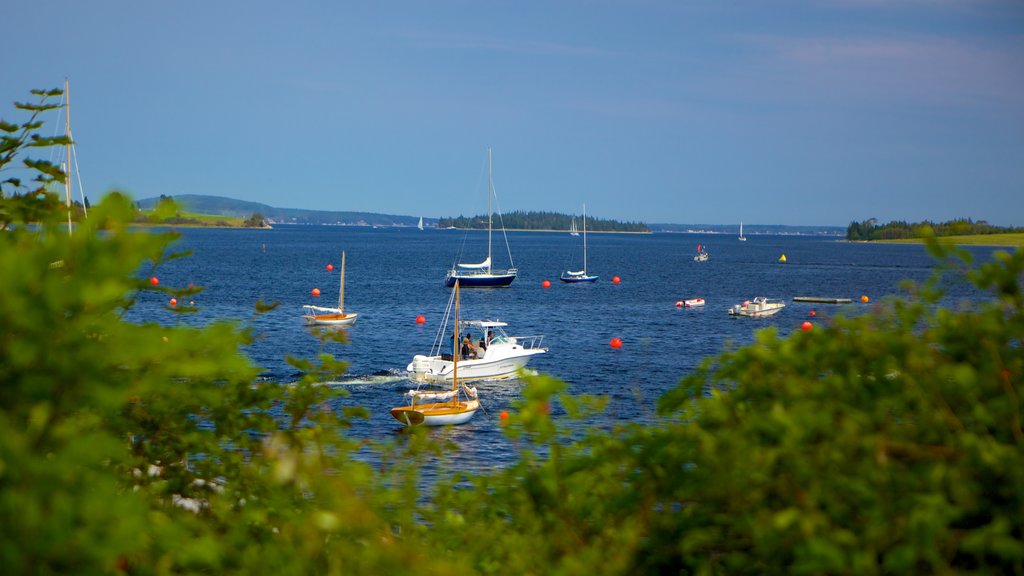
445 270 517 287
390 399 480 427
303 312 358 326
407 349 545 383
560 273 598 283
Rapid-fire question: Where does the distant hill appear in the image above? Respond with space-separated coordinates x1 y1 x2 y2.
136 194 425 227
650 223 845 236
137 194 845 234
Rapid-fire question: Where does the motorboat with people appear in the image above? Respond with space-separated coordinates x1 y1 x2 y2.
407 319 547 383
694 244 709 262
728 297 786 318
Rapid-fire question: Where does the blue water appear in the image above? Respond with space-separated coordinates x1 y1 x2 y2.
131 226 995 469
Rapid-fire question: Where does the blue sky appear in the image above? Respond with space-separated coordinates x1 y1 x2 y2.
4 1 1023 226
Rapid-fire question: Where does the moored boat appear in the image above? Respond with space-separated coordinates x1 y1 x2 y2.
728 297 785 318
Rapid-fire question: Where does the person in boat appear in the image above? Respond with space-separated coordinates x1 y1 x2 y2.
479 330 493 352
462 334 476 359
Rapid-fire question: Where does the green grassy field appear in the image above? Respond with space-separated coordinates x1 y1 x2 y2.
877 233 1024 247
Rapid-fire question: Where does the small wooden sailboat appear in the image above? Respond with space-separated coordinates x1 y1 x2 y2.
302 251 358 326
739 222 747 241
444 148 517 287
392 281 480 426
561 204 598 283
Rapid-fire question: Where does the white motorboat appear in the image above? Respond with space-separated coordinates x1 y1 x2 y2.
694 244 709 262
407 320 546 383
728 297 786 318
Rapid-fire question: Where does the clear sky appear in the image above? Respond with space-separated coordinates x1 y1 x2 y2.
4 1 1023 226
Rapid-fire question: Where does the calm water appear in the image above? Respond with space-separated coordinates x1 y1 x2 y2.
130 226 994 468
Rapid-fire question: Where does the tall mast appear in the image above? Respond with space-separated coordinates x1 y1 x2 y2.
452 281 460 393
339 251 346 312
486 147 493 274
582 204 588 274
64 78 72 236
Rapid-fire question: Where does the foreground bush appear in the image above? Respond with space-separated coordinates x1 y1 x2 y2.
3 89 1022 574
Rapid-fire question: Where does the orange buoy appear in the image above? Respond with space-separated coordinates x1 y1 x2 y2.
500 411 509 422
801 321 813 331
860 295 869 303
169 298 177 307
311 288 321 297
610 337 623 349
326 263 334 271
612 276 621 284
415 315 426 324
149 277 159 286
542 280 551 288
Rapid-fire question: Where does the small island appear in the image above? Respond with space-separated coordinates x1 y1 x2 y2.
847 218 1024 247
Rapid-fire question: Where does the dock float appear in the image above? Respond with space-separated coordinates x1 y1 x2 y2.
793 297 853 304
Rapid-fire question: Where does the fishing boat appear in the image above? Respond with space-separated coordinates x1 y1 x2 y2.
444 148 518 287
392 281 480 426
569 217 579 236
302 251 358 326
694 244 709 262
739 222 747 241
728 297 786 318
561 204 598 283
407 295 547 383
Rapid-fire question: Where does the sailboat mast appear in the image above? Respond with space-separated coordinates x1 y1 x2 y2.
486 147 493 274
452 281 460 392
339 251 346 312
64 78 72 236
582 204 588 274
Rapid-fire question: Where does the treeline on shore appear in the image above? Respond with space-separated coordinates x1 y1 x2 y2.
846 218 1022 241
438 210 650 232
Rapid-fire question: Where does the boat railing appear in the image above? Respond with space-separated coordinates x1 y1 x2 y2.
511 334 545 350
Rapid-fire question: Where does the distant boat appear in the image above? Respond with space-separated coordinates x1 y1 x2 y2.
392 280 480 427
679 297 705 308
729 297 785 318
739 222 747 241
694 244 709 262
444 148 517 287
302 251 358 326
569 217 579 236
560 204 598 283
418 216 424 230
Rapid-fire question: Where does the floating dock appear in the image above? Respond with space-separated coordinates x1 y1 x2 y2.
793 296 853 304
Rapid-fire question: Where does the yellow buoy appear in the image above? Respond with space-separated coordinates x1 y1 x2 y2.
779 254 787 263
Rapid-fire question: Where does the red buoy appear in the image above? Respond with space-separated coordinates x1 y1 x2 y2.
801 321 813 331
612 276 621 284
149 277 159 286
311 288 321 297
542 280 551 288
326 263 334 271
169 298 177 307
609 337 623 349
809 310 817 317
500 411 509 423
415 315 426 324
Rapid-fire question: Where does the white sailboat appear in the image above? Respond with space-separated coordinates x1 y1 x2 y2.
739 222 747 241
444 148 517 287
418 216 424 230
560 204 598 283
302 251 358 326
392 280 480 426
569 217 579 236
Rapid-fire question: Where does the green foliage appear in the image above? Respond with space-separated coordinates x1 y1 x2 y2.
3 88 1023 575
847 217 1022 241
